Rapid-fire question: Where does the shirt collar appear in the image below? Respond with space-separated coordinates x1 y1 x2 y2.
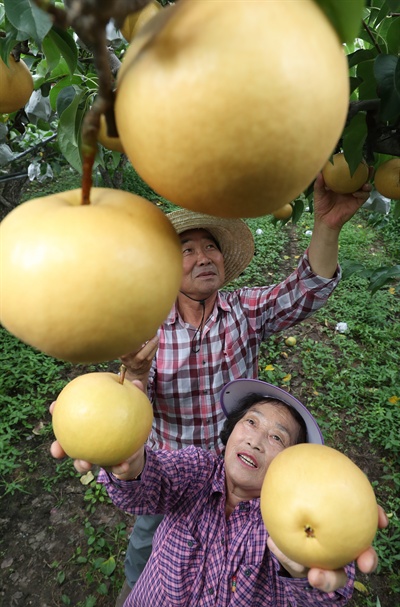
166 291 232 325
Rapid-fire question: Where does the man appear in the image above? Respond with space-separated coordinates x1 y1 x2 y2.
91 379 385 607
117 173 372 604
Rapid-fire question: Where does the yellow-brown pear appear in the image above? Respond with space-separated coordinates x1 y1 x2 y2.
261 444 379 570
116 0 349 218
0 188 182 363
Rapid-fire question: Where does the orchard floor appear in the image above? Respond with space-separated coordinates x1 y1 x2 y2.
0 227 396 607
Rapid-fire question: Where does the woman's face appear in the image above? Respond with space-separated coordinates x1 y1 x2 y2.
224 400 302 500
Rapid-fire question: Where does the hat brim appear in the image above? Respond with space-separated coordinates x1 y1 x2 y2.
167 210 254 286
220 379 323 445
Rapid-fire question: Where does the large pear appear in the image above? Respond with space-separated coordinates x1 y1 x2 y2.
53 372 153 466
261 444 378 570
0 188 182 363
116 0 349 218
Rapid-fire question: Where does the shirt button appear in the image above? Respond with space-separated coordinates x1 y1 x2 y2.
244 569 251 577
208 588 214 595
187 540 194 547
220 537 225 545
203 390 208 394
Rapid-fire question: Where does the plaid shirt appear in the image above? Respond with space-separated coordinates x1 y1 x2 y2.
146 251 340 454
99 446 354 607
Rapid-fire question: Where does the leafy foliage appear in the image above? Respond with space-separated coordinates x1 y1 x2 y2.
1 0 400 215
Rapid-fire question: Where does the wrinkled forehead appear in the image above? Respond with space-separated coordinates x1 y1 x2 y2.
179 228 220 248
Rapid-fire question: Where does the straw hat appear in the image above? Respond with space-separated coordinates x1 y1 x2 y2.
167 209 255 285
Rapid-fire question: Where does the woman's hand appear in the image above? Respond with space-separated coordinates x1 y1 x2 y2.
268 505 388 593
49 380 147 480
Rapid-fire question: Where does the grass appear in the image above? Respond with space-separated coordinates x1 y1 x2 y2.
1 167 399 606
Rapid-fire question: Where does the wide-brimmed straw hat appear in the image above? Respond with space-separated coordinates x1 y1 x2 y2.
167 209 255 285
220 379 324 445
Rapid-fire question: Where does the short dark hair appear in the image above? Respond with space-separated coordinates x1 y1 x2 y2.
219 393 307 446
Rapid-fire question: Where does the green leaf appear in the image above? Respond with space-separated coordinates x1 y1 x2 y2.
291 198 304 225
57 87 85 174
4 0 52 45
386 0 400 10
315 0 366 43
0 22 18 65
368 265 400 294
97 583 108 596
99 556 116 576
342 112 368 174
369 1 393 27
347 48 377 69
42 34 62 74
357 59 378 100
386 15 400 55
50 75 82 111
374 54 400 123
47 26 78 76
57 570 66 585
394 200 400 219
341 260 369 281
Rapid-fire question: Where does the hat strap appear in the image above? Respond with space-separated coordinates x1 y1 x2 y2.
179 291 208 353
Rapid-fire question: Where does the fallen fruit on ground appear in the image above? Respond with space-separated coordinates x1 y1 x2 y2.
116 0 349 218
374 158 400 200
52 372 153 466
0 188 182 363
0 55 34 114
98 114 125 153
260 443 378 570
120 0 161 42
284 336 297 346
322 152 369 194
273 204 293 221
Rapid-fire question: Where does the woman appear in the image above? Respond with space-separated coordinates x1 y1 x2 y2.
51 379 385 607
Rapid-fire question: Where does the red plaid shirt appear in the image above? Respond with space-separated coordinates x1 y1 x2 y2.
146 251 340 454
99 446 354 607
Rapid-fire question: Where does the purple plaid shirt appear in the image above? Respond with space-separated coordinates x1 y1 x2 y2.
99 446 354 607
146 251 340 453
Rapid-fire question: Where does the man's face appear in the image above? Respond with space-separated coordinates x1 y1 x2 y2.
179 229 225 299
224 401 302 500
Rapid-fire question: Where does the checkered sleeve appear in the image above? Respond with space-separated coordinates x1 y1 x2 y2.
237 249 341 340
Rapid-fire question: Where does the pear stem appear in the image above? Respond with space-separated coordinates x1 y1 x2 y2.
119 364 127 384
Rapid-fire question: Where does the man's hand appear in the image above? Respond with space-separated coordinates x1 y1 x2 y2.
267 505 388 593
308 170 373 278
313 170 373 233
120 335 159 385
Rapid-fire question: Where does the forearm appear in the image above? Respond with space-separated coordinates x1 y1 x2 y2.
307 220 340 279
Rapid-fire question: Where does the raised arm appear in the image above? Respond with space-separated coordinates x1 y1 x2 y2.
308 171 372 278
